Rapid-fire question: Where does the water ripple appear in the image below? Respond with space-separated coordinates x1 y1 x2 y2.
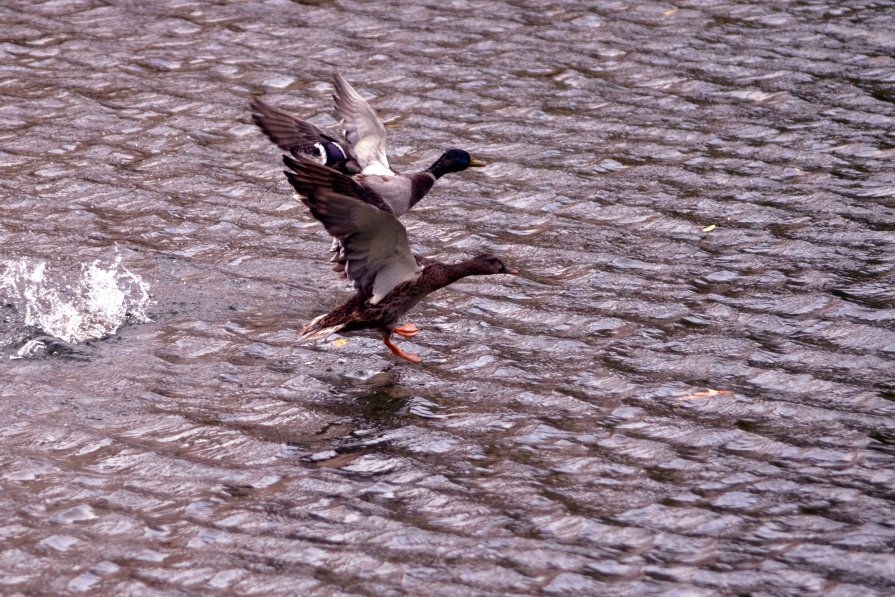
1 0 895 594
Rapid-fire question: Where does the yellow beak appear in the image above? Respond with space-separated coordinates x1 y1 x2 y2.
468 157 487 168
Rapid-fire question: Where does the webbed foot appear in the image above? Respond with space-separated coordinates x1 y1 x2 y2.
383 335 421 364
394 323 421 338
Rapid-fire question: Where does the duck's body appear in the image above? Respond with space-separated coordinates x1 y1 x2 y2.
302 260 497 336
357 172 420 216
283 150 476 217
288 183 516 364
252 73 485 218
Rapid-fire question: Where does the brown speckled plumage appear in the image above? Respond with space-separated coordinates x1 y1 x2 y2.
301 259 510 338
290 185 516 363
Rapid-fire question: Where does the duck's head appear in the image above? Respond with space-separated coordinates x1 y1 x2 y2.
466 254 518 276
429 149 487 178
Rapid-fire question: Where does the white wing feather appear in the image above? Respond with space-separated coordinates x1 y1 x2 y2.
333 73 393 176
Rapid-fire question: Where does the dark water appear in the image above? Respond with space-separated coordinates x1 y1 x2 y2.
2 0 895 594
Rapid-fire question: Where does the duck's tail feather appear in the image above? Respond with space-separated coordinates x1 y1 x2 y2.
300 313 348 342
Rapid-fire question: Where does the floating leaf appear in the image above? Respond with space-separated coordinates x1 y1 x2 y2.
679 388 733 401
331 338 348 348
316 452 363 468
702 224 716 233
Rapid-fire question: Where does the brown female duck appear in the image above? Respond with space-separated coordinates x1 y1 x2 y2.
287 180 517 364
252 73 485 217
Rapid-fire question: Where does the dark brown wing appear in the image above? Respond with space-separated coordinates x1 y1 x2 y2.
250 99 339 151
283 154 394 215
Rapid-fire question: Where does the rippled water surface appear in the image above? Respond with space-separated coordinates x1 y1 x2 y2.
2 0 895 594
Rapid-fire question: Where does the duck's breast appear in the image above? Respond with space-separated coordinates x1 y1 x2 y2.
360 175 414 216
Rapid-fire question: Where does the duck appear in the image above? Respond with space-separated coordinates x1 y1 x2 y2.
284 178 517 364
281 150 482 218
252 73 486 217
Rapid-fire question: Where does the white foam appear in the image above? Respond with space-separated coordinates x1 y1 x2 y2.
0 252 151 345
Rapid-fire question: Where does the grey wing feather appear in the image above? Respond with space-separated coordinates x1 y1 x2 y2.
332 73 392 175
299 188 421 304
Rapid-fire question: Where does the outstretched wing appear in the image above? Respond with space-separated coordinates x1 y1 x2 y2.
283 154 394 214
287 185 422 304
332 73 393 176
250 98 338 152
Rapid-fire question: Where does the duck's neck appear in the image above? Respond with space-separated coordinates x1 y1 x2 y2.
408 172 437 210
423 261 480 292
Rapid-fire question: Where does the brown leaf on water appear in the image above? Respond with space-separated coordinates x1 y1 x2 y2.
679 389 734 401
316 452 363 468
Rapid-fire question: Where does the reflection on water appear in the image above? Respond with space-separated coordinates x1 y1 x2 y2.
1 0 895 594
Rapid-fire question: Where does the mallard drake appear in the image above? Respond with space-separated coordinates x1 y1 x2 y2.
281 148 482 218
286 179 517 364
252 73 486 217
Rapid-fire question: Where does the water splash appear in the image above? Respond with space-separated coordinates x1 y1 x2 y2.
0 253 151 345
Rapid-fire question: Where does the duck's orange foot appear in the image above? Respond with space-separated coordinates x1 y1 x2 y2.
384 335 422 364
394 323 421 338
